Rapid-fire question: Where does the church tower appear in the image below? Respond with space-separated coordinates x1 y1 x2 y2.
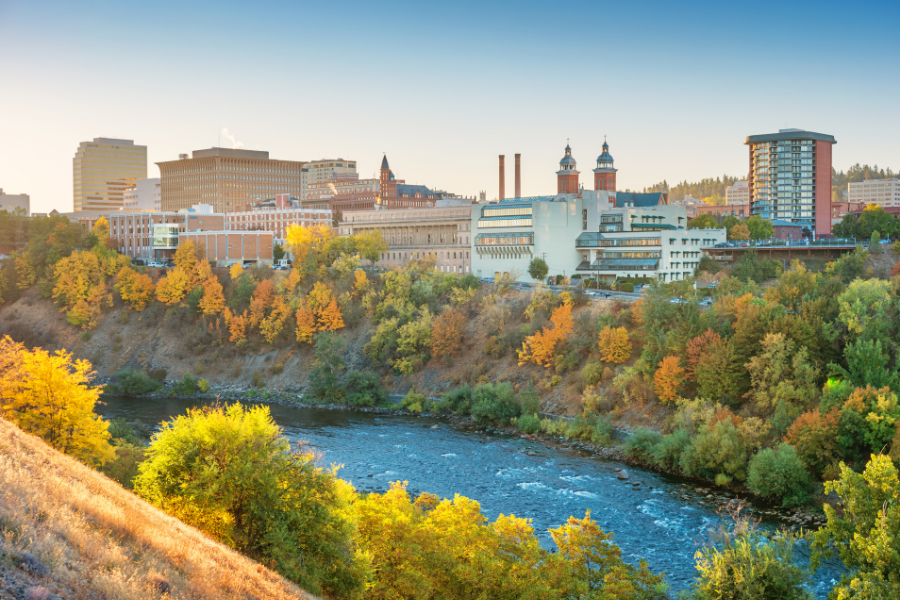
378 154 397 206
557 143 579 194
593 138 617 192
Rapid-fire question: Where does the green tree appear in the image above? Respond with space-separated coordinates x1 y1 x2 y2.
308 331 346 401
688 213 718 230
273 243 285 261
811 455 900 600
134 403 365 598
835 278 895 343
830 338 900 392
746 443 813 507
745 215 774 241
745 334 819 433
528 257 549 281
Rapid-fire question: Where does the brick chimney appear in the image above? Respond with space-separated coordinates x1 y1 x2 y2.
499 155 505 200
514 154 521 198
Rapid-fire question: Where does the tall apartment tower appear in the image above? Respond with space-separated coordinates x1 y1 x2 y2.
557 143 579 194
73 138 147 211
593 139 617 192
745 129 836 236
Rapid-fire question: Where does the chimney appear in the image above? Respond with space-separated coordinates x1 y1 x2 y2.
514 154 521 198
499 155 505 200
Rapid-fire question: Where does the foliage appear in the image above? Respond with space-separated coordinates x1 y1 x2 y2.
825 246 868 283
431 309 465 359
199 274 226 316
115 265 155 311
308 332 346 402
155 266 192 306
441 384 473 415
597 326 631 364
470 382 521 424
830 339 900 392
112 368 162 396
518 303 574 367
0 336 114 465
654 356 684 403
811 455 900 600
783 408 841 477
623 427 663 463
295 303 318 343
134 403 364 597
681 420 749 485
746 443 814 507
745 215 774 241
688 213 718 230
835 278 894 342
344 370 387 407
400 389 427 412
729 223 750 241
169 373 199 396
517 413 542 434
745 334 820 433
528 257 550 281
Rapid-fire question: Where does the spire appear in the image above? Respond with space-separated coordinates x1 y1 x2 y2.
381 154 389 170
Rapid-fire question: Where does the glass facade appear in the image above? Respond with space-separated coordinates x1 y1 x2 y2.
750 140 816 228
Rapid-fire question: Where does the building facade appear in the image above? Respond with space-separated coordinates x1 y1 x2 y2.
108 206 225 262
301 159 358 200
180 230 274 266
157 148 305 214
0 189 30 214
745 129 836 236
848 179 900 208
695 203 750 218
725 181 750 204
227 194 332 247
339 206 472 274
73 138 147 212
123 178 161 212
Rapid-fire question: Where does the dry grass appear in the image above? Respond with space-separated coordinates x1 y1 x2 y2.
0 417 319 600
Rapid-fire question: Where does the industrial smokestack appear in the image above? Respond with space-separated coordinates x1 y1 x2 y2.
499 155 506 200
514 154 521 198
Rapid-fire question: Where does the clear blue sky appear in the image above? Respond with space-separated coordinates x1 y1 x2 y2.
1 0 898 213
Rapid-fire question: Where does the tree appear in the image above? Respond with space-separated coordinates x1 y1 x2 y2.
598 326 631 364
249 279 275 328
115 265 155 311
729 223 750 241
685 329 721 382
745 334 819 432
746 443 813 507
295 305 317 343
155 267 191 305
283 268 302 295
273 244 285 261
811 455 900 600
173 239 199 271
835 278 894 343
229 262 243 280
0 337 115 466
199 275 225 316
356 230 388 264
133 403 363 598
745 215 774 241
92 215 110 243
353 269 368 295
528 257 549 281
518 303 574 367
654 356 685 403
431 309 466 359
285 223 335 268
688 213 718 230
260 296 293 344
308 332 346 401
317 297 345 331
722 215 741 239
783 409 841 477
224 308 248 343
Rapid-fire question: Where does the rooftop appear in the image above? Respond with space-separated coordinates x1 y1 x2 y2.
745 130 836 145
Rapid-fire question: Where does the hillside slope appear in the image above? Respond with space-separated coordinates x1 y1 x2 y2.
0 417 318 600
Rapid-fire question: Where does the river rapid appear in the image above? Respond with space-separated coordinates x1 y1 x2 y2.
99 396 843 597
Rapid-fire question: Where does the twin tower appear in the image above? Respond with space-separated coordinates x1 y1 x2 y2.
498 141 618 200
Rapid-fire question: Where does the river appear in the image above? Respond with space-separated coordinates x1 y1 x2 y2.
99 396 843 597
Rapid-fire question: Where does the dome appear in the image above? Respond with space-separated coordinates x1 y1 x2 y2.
559 143 577 167
596 140 614 166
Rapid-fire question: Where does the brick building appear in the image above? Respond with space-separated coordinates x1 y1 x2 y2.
695 203 750 218
227 194 332 246
108 206 224 262
180 230 274 266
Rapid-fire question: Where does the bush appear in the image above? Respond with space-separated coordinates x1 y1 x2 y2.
517 413 541 434
401 389 426 412
345 370 387 407
169 373 199 396
470 382 521 424
565 415 613 445
621 283 634 293
581 361 605 386
746 443 813 507
680 420 748 484
441 384 473 414
623 427 663 463
518 383 540 415
651 429 692 470
252 371 265 389
148 368 167 382
198 378 210 393
112 369 162 397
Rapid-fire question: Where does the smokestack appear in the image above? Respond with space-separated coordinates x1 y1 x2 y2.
499 155 505 200
514 154 521 198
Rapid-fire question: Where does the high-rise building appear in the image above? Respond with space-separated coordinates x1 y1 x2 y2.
157 148 305 214
848 179 900 208
725 181 750 204
73 138 147 212
745 129 836 236
300 159 357 200
123 178 161 212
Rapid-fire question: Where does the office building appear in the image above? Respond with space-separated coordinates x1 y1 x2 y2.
108 205 224 262
745 129 836 236
848 179 900 208
227 194 332 247
339 206 472 274
695 203 750 218
157 148 305 214
0 189 30 214
725 181 750 204
123 178 161 212
301 159 358 200
73 138 147 212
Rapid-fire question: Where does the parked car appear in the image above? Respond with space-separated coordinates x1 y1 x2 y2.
699 298 713 307
242 262 255 269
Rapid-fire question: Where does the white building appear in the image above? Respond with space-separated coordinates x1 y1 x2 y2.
226 194 332 246
848 179 900 208
726 181 750 204
0 189 30 214
123 178 161 212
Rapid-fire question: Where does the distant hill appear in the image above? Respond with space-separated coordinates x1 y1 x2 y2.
0 417 318 600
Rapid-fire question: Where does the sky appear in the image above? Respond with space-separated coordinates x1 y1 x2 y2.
1 0 899 213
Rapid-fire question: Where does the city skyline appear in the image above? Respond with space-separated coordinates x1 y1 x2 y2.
1 0 898 214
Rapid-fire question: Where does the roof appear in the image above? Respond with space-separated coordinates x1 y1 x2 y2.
631 223 678 229
381 155 390 169
396 184 434 197
745 131 836 145
613 192 667 208
498 195 562 205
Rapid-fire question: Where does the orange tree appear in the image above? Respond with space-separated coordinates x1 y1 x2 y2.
654 356 685 403
598 326 631 364
431 309 465 359
518 303 574 367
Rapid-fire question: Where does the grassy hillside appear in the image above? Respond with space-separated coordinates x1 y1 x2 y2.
0 416 318 600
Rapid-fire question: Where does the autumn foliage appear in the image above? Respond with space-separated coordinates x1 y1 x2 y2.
115 265 155 311
518 303 574 367
598 326 631 364
654 356 685 403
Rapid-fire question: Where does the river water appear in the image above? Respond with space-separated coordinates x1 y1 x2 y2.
99 396 842 597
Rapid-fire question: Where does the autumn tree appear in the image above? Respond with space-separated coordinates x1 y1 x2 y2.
260 296 293 344
224 308 248 343
155 266 191 305
173 239 199 271
249 279 275 328
285 224 335 269
745 333 819 431
654 356 685 403
229 262 243 280
355 229 388 264
598 326 631 364
518 303 574 367
318 297 345 331
283 268 301 295
92 215 110 243
295 304 317 343
783 408 841 477
685 329 721 381
0 337 115 465
431 309 465 359
353 269 369 294
729 223 750 241
114 265 155 311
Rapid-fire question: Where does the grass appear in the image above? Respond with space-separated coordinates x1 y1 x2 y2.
0 417 319 600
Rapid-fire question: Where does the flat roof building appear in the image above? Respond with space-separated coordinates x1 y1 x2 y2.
745 129 836 236
157 148 305 214
0 189 30 214
848 179 900 208
123 178 161 212
73 138 147 212
725 181 750 205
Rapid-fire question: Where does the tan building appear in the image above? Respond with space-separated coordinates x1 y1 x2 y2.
725 181 750 204
0 189 30 214
73 138 147 212
108 208 225 262
157 148 305 214
301 159 358 200
695 203 750 218
180 230 274 266
339 206 473 274
848 178 900 208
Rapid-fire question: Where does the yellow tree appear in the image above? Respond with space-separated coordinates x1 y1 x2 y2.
283 269 301 294
229 262 243 281
0 337 115 466
518 303 574 367
224 308 248 343
295 305 317 343
115 265 155 311
654 356 685 403
92 216 110 242
260 296 293 344
199 275 225 316
155 267 191 305
353 269 369 294
14 252 36 290
318 297 345 331
431 310 465 359
52 250 104 309
730 223 750 241
249 279 276 328
174 239 199 271
285 223 335 267
598 326 631 363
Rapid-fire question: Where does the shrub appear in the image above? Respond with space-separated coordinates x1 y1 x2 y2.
517 413 541 434
112 369 162 397
442 384 473 414
401 389 426 412
680 420 748 484
147 368 167 382
198 378 210 393
565 415 613 445
470 382 521 424
651 429 692 470
270 363 284 375
621 283 634 293
581 361 605 386
194 363 205 375
518 383 540 415
252 371 265 389
540 418 569 436
623 427 663 463
169 373 199 396
345 370 387 407
746 443 813 507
